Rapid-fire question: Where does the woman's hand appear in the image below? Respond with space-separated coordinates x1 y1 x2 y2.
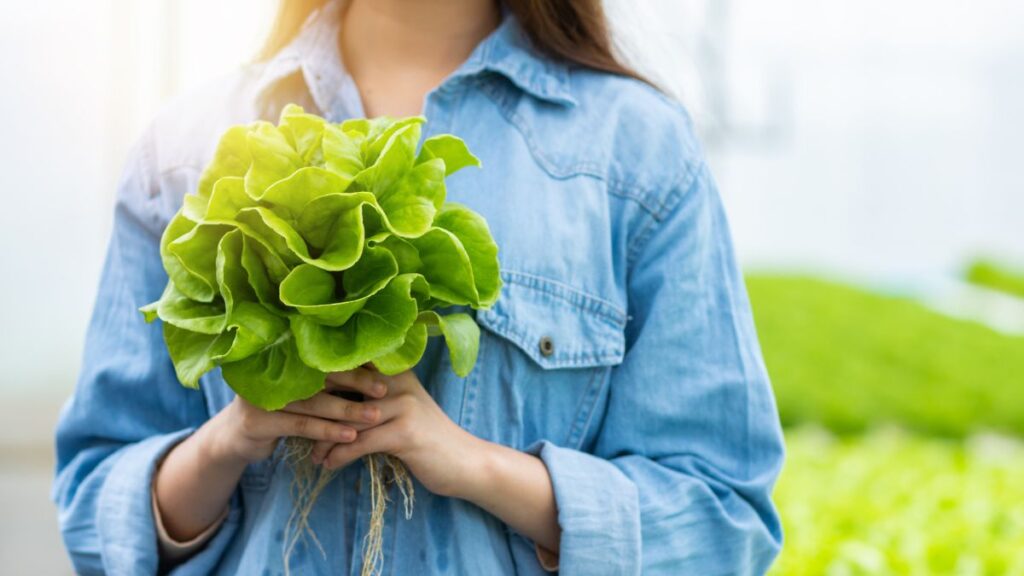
311 370 484 498
155 368 389 542
310 370 562 553
208 367 390 466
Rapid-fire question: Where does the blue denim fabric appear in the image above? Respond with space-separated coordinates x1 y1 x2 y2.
52 4 784 575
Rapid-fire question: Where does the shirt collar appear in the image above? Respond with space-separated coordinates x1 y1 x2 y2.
453 11 577 106
253 1 577 114
252 0 354 118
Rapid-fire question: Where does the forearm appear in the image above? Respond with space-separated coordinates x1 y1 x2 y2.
459 436 561 552
153 413 246 541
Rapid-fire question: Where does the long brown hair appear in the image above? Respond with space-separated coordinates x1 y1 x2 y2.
256 0 645 83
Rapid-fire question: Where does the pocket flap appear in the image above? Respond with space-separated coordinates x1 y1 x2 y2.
476 271 626 369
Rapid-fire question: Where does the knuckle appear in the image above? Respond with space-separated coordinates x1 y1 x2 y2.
238 409 259 434
394 418 415 444
333 423 353 442
360 371 379 391
292 416 310 436
312 394 331 414
326 447 348 469
326 371 350 388
341 400 360 420
397 393 418 412
352 366 372 389
312 440 331 461
325 453 340 469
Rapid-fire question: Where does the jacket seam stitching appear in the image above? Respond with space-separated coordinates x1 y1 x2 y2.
479 312 622 368
565 368 607 449
500 270 627 325
625 161 704 269
472 77 671 218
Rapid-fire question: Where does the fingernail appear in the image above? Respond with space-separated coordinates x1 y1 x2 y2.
372 382 386 396
363 407 379 422
340 429 355 442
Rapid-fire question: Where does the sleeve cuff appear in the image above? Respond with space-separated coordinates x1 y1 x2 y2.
96 429 241 576
525 440 642 576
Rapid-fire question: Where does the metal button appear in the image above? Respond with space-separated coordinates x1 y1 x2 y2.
538 336 555 357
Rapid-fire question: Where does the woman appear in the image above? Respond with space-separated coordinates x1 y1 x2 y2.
53 0 784 574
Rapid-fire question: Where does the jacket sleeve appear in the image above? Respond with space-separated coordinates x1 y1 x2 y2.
51 129 241 575
529 161 785 575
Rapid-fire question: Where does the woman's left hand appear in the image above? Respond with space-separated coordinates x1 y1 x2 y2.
309 370 487 499
311 369 563 552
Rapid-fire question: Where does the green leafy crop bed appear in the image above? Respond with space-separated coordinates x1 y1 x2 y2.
747 275 1024 438
747 275 1024 574
966 260 1024 299
772 428 1024 575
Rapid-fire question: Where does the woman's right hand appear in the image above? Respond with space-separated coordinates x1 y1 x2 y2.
155 367 388 543
207 367 390 466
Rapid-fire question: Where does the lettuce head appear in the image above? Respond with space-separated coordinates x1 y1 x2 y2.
141 105 500 410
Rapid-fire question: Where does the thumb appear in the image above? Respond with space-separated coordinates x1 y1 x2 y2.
323 423 393 470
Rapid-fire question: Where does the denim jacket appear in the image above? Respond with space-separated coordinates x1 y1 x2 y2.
52 3 784 575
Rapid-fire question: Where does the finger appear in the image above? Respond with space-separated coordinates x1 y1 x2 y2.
285 392 381 425
323 424 396 471
310 440 335 465
378 370 423 396
325 369 388 399
360 390 418 424
270 412 357 444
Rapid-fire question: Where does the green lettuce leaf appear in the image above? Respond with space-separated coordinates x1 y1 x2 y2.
221 331 325 410
152 283 226 334
417 134 481 176
162 324 233 389
408 227 478 305
291 273 428 373
434 203 501 307
354 123 446 238
373 322 428 376
197 125 254 198
279 246 398 326
418 311 481 378
142 105 498 410
245 121 303 200
278 104 326 164
322 124 364 185
165 222 233 303
295 191 380 270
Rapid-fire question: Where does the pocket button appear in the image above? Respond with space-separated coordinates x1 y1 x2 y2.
538 335 555 357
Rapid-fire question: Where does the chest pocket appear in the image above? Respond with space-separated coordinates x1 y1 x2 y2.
463 271 626 449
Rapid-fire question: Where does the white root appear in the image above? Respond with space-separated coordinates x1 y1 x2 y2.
281 439 415 576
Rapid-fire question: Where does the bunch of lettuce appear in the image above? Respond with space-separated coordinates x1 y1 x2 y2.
142 104 500 410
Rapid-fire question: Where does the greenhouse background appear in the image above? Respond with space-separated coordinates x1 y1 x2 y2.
1 0 1022 573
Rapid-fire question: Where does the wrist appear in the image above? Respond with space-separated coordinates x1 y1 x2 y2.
197 411 251 472
451 434 500 503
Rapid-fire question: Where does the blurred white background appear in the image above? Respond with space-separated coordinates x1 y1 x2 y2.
1 0 1021 572
0 1 277 571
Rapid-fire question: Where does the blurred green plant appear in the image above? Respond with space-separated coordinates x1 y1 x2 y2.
966 259 1024 299
772 427 1024 576
746 275 1024 438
